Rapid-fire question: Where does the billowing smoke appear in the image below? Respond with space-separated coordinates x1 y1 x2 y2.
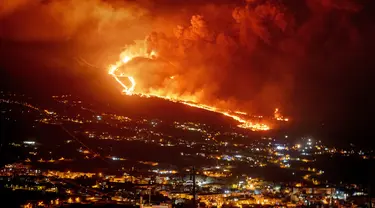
0 0 370 116
0 0 149 41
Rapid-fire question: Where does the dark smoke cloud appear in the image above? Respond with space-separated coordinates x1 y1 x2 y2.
0 0 371 117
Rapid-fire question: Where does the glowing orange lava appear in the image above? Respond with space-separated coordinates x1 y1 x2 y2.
108 46 270 131
274 108 289 122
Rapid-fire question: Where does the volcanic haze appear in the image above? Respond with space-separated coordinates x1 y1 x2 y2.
0 0 373 125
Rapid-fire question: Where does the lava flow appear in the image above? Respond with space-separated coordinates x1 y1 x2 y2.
108 47 270 131
274 108 289 122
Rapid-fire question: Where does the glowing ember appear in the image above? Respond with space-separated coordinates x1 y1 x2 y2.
274 108 289 122
108 46 270 131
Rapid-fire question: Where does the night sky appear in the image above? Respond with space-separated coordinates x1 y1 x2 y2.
0 0 374 146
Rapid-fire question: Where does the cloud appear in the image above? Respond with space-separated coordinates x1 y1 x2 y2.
0 0 150 42
0 0 30 18
0 0 368 115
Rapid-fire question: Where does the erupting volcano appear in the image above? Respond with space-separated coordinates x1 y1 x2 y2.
108 44 272 131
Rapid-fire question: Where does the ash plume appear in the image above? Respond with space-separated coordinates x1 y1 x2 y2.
0 0 370 117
